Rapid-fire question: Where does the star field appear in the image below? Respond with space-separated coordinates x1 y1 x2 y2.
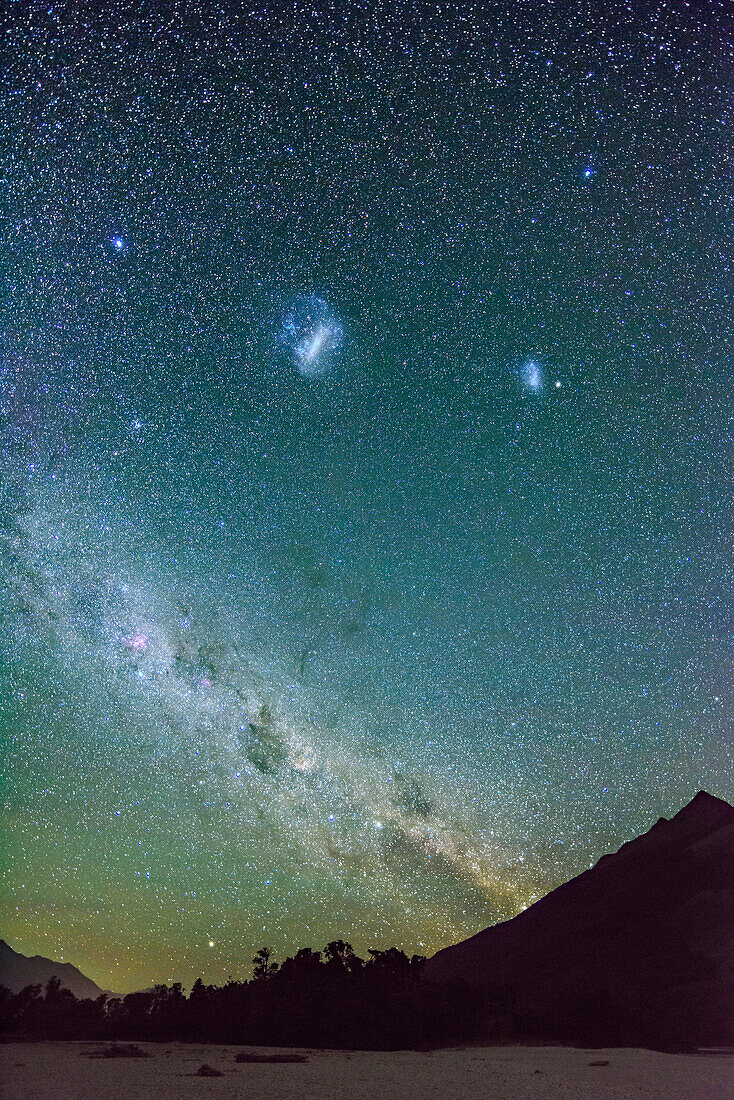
0 0 731 993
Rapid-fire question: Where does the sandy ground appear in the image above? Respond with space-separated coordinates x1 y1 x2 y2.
0 1042 732 1100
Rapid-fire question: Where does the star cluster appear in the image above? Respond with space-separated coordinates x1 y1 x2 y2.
0 0 731 993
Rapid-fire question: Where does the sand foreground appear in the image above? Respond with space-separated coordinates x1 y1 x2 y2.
0 1041 732 1099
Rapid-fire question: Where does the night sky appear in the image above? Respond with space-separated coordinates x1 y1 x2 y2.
1 0 731 994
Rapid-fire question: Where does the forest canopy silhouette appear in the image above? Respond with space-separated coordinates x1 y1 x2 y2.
0 940 505 1049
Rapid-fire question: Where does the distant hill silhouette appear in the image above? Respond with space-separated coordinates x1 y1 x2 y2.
0 939 103 1001
424 791 734 1048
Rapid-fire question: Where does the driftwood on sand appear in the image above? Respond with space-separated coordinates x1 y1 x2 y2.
83 1043 151 1059
235 1051 309 1063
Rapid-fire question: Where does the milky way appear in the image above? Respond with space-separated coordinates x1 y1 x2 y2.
0 0 731 993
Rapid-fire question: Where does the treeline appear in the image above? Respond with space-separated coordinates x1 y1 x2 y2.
0 941 504 1048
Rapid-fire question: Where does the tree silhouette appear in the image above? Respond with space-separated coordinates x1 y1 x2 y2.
279 947 322 981
324 940 361 973
0 936 491 1048
252 946 278 981
44 976 63 1002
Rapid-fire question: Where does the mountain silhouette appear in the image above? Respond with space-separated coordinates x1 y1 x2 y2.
0 939 104 1001
424 791 734 1048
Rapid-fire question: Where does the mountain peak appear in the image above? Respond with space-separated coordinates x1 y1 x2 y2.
0 939 103 1000
424 790 734 1047
675 789 733 824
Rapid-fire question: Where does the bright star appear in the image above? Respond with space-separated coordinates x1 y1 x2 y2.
112 236 126 251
